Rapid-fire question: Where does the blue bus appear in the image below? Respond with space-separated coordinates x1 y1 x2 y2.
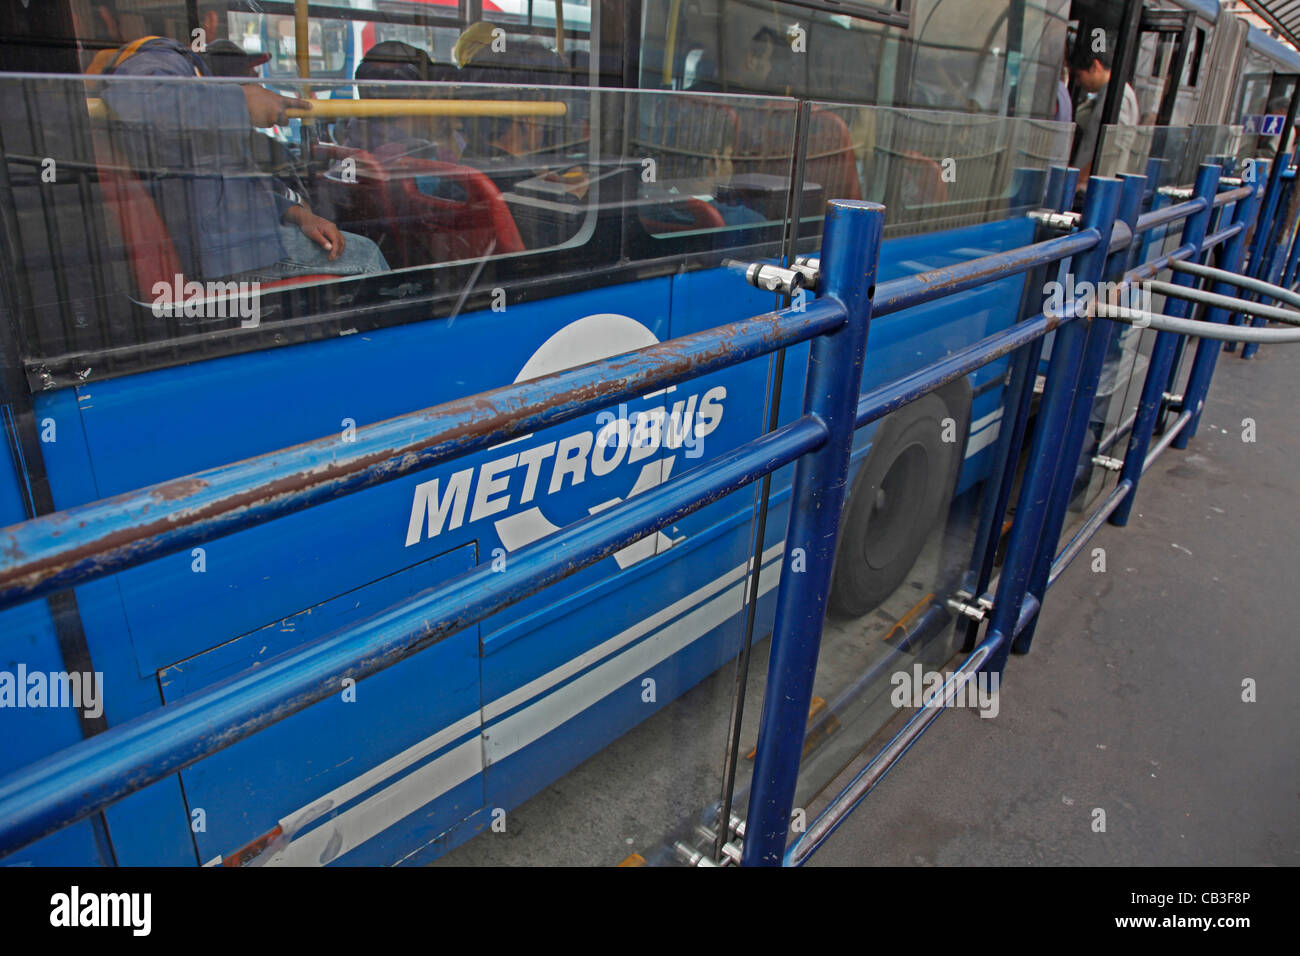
0 0 1287 866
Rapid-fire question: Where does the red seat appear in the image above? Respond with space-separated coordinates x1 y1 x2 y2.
387 157 525 266
96 150 185 298
639 196 727 234
897 151 949 210
807 108 862 202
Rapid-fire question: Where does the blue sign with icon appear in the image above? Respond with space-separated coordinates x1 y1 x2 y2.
1244 114 1286 136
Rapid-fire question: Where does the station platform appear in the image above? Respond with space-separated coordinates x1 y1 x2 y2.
809 343 1300 867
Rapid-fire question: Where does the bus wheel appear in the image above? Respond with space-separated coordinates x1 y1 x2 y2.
828 391 966 619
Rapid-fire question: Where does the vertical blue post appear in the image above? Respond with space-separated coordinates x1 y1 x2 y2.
1110 163 1220 527
1240 154 1289 359
1243 157 1296 359
1225 159 1269 352
1283 202 1300 291
1247 157 1280 287
1263 175 1294 284
1043 164 1069 211
1143 158 1161 206
742 200 884 867
1063 167 1080 207
981 174 1120 677
1012 174 1137 655
959 165 1072 634
1174 180 1263 449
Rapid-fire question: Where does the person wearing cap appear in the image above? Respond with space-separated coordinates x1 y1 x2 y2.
453 22 500 70
100 35 388 283
202 38 310 206
203 38 270 78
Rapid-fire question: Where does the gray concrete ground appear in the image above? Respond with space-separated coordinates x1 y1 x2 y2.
809 341 1300 866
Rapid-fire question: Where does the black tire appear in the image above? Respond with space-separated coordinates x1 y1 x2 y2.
828 390 967 619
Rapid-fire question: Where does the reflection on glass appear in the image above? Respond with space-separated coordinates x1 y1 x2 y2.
1098 124 1247 186
799 104 1071 237
638 0 1071 121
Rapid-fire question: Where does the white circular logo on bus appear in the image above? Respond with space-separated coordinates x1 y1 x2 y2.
493 313 682 568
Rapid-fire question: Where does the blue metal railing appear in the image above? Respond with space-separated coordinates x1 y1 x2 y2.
781 165 1266 865
1239 154 1292 359
0 158 1277 865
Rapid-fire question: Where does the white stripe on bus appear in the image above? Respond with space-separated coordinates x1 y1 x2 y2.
484 541 784 721
970 407 1004 433
482 557 783 765
252 544 785 865
965 422 1002 457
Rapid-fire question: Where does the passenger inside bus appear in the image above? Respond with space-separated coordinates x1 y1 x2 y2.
1069 37 1139 179
334 41 466 163
98 32 389 285
203 38 269 79
733 26 784 94
201 38 301 192
456 36 584 196
681 25 787 97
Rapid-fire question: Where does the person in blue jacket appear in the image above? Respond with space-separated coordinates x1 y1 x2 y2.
99 36 388 283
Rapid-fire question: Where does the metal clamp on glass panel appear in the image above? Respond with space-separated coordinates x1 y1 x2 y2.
743 262 807 296
945 591 989 623
792 255 821 291
1029 209 1081 233
673 842 722 867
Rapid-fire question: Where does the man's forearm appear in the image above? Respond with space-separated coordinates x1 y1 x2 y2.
279 198 303 225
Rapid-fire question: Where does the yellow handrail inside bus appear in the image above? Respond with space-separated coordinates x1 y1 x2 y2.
84 97 567 120
295 0 310 82
663 0 682 85
285 99 567 118
555 1 566 57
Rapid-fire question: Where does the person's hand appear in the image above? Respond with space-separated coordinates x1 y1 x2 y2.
284 205 345 260
242 85 310 128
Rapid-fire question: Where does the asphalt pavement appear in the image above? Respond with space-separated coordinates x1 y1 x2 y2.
809 339 1300 866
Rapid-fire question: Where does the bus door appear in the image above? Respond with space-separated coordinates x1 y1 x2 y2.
1069 1 1208 177
1132 5 1204 127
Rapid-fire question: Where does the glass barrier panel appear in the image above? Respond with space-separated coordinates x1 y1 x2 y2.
637 0 1071 121
729 106 1071 852
1071 123 1246 527
796 103 1071 246
0 78 812 866
1098 124 1247 186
